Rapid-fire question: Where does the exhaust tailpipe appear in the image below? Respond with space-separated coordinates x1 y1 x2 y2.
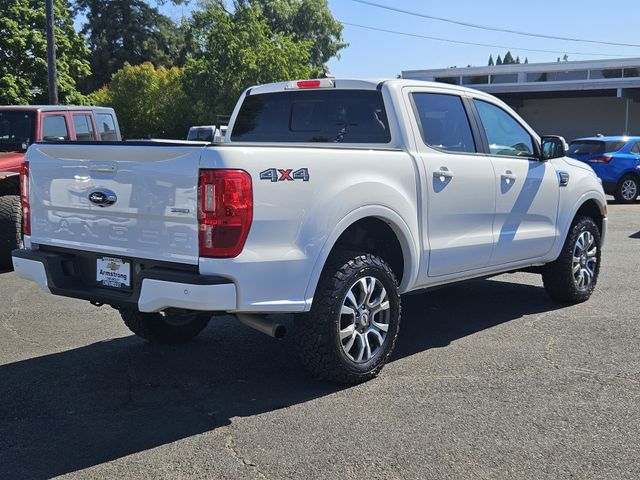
236 314 286 339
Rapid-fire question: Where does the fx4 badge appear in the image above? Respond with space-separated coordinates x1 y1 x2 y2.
260 168 310 182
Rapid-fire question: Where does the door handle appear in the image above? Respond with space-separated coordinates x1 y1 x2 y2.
501 171 516 184
434 167 454 181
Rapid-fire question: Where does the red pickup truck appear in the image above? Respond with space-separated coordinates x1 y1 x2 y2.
0 106 121 268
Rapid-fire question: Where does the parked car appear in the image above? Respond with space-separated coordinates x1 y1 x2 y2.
13 79 607 383
187 125 227 143
567 136 640 203
0 106 121 268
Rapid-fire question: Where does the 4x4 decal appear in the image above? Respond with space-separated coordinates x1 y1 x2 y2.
260 168 310 182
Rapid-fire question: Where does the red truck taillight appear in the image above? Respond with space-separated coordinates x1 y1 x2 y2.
20 162 30 236
198 169 253 258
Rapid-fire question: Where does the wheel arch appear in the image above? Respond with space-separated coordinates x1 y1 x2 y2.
0 174 20 196
303 206 419 311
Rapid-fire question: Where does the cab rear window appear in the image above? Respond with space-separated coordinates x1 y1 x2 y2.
230 90 391 143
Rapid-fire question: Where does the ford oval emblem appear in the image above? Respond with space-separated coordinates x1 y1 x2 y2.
88 189 117 207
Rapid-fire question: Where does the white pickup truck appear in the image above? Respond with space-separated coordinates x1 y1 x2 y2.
13 79 607 383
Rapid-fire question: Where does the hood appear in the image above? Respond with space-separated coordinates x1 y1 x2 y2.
0 151 25 175
560 156 597 175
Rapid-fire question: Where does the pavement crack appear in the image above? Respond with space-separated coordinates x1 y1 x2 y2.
225 430 269 480
543 336 559 369
1 307 41 347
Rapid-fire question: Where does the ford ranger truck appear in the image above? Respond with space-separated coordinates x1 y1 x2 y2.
0 106 121 269
12 79 607 383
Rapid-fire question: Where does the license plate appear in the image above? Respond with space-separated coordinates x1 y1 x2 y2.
96 257 131 289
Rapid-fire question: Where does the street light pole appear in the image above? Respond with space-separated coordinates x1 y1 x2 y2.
45 0 59 105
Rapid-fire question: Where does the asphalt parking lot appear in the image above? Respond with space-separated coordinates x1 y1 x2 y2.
1 202 638 480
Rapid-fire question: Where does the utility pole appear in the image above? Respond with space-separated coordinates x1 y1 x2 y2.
45 0 59 105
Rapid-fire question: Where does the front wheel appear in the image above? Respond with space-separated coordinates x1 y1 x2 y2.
614 174 639 204
295 251 401 384
120 309 211 343
542 216 601 304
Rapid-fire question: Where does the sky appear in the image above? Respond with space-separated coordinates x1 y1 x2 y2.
158 0 640 78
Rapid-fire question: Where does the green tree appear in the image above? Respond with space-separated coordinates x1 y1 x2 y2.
488 54 494 66
239 0 346 70
77 0 185 92
496 55 503 66
183 3 314 123
503 51 515 65
90 62 190 138
0 0 90 104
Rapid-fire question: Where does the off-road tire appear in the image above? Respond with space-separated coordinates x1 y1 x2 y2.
542 216 601 304
120 309 211 344
0 195 22 270
613 174 639 204
295 251 401 384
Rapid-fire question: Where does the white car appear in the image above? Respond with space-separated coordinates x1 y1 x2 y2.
187 125 227 143
13 79 607 383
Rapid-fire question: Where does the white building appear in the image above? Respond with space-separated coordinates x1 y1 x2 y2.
403 58 640 141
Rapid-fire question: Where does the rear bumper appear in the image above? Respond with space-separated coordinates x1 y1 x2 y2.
12 249 237 313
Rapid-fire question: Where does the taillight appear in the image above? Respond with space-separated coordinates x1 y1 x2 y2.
20 162 30 236
198 169 252 258
589 155 613 163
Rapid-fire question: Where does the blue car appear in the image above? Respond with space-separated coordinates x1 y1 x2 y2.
567 136 640 203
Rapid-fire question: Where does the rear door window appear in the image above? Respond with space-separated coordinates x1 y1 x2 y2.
42 115 69 141
231 90 391 143
411 93 476 153
95 113 118 141
73 114 96 141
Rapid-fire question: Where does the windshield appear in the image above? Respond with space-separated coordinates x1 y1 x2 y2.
568 140 627 156
0 111 35 152
187 128 214 142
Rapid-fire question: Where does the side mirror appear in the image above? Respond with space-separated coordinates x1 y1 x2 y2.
540 135 568 161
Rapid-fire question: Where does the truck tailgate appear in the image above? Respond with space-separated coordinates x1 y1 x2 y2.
27 143 204 264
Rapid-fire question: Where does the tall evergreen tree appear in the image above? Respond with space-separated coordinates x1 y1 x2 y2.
503 51 515 65
496 55 503 66
77 0 185 92
488 54 495 66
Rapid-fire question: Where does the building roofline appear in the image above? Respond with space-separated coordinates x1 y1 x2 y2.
403 57 640 77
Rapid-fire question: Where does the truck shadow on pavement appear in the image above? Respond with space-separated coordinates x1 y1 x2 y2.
0 276 562 479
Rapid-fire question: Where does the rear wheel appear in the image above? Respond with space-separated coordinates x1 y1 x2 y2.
0 195 22 270
120 309 211 343
295 251 401 384
542 216 601 304
614 174 639 204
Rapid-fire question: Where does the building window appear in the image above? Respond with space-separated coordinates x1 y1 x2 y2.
527 72 548 82
554 70 588 81
462 75 489 85
434 76 461 85
590 68 623 79
624 67 640 78
525 70 588 82
490 73 518 84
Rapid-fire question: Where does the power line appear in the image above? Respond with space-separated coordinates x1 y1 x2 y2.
351 0 640 49
341 22 628 58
